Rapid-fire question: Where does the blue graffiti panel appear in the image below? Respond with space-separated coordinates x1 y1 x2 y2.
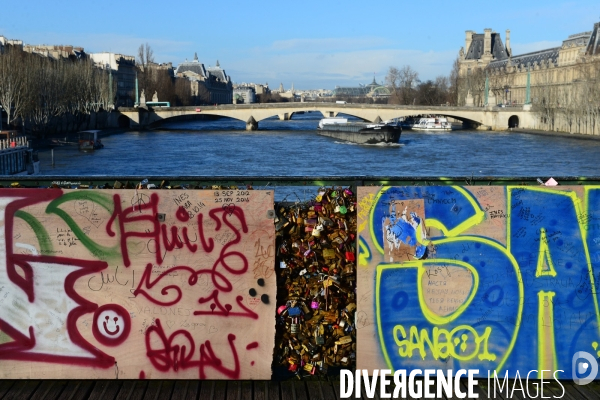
507 188 600 377
377 237 520 373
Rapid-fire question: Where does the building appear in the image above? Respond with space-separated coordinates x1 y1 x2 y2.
146 61 175 77
458 22 600 108
332 77 390 98
89 53 137 107
0 36 23 53
175 54 232 104
23 44 86 61
233 86 256 104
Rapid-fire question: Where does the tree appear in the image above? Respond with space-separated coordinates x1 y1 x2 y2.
137 43 156 99
449 56 460 105
137 43 154 71
386 65 419 105
0 45 26 127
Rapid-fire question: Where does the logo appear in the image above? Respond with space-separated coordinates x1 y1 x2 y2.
572 351 598 385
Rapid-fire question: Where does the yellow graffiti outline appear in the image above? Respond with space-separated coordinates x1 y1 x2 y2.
415 259 479 325
392 323 497 361
369 186 486 256
508 186 600 350
535 228 557 278
358 236 372 267
537 290 557 378
425 186 486 237
375 234 523 373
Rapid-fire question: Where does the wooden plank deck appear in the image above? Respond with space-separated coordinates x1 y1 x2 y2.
0 378 598 400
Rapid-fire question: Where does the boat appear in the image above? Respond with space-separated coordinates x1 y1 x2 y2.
400 116 420 129
317 118 401 144
411 117 452 131
78 130 104 152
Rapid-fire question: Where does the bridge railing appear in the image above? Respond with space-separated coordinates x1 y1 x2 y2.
1 175 597 192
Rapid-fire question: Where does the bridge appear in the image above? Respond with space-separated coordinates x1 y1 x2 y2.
118 102 534 131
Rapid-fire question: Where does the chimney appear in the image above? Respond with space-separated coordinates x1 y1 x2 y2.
505 29 511 56
484 28 492 55
465 30 474 53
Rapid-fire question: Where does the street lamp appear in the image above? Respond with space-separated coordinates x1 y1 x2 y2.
504 85 510 106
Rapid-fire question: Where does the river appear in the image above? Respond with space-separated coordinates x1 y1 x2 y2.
36 112 600 178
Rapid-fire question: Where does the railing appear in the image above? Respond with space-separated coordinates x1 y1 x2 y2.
1 175 599 189
0 135 28 151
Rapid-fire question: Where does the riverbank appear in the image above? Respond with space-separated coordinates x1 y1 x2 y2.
510 127 600 140
28 127 130 150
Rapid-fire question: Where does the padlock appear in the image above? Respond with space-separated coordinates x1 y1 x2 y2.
312 223 324 237
336 197 348 214
345 248 355 262
288 306 301 317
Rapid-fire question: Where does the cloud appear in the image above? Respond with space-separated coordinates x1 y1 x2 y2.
228 46 458 89
270 37 390 52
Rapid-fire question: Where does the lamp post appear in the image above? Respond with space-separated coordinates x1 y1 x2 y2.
0 105 3 132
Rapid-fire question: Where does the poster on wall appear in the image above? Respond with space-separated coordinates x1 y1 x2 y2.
357 185 600 379
0 188 275 379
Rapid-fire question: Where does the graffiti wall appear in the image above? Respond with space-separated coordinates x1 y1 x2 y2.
0 189 275 379
357 185 600 378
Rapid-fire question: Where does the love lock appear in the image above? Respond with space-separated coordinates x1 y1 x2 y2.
336 197 347 214
312 223 324 237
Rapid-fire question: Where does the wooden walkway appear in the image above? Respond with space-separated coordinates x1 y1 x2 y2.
1 378 599 400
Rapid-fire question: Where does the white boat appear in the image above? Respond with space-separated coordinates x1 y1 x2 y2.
411 117 453 131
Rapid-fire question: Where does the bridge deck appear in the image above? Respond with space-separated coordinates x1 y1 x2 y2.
1 378 598 399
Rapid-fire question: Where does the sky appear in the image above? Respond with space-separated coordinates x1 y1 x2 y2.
1 1 599 89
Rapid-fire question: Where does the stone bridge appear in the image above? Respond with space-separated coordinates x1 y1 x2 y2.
118 102 535 131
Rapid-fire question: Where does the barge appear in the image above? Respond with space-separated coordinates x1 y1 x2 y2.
317 118 401 144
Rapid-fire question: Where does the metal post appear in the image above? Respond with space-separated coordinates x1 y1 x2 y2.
135 73 139 107
108 71 113 109
525 68 531 105
484 73 489 106
51 149 54 166
0 105 3 132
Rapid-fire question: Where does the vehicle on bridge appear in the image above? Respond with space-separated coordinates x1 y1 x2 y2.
317 117 401 145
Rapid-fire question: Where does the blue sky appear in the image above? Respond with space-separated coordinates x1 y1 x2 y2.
1 1 599 89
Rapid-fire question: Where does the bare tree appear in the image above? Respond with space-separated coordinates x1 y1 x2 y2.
0 45 26 127
137 43 155 71
532 67 559 131
386 65 419 105
449 56 460 105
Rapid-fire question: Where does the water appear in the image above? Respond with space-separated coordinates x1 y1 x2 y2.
37 112 600 177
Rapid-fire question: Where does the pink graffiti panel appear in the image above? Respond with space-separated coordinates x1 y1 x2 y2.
0 189 275 379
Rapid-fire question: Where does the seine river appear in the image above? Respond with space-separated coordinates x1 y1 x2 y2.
37 112 600 179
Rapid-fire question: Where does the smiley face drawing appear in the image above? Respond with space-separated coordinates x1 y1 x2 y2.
92 304 131 346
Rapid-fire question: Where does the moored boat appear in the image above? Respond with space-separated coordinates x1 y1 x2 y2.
78 130 104 152
317 118 401 144
411 117 452 131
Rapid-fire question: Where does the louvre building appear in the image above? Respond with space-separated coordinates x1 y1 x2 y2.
457 21 600 134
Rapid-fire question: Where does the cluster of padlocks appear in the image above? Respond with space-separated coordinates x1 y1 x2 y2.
273 187 357 377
